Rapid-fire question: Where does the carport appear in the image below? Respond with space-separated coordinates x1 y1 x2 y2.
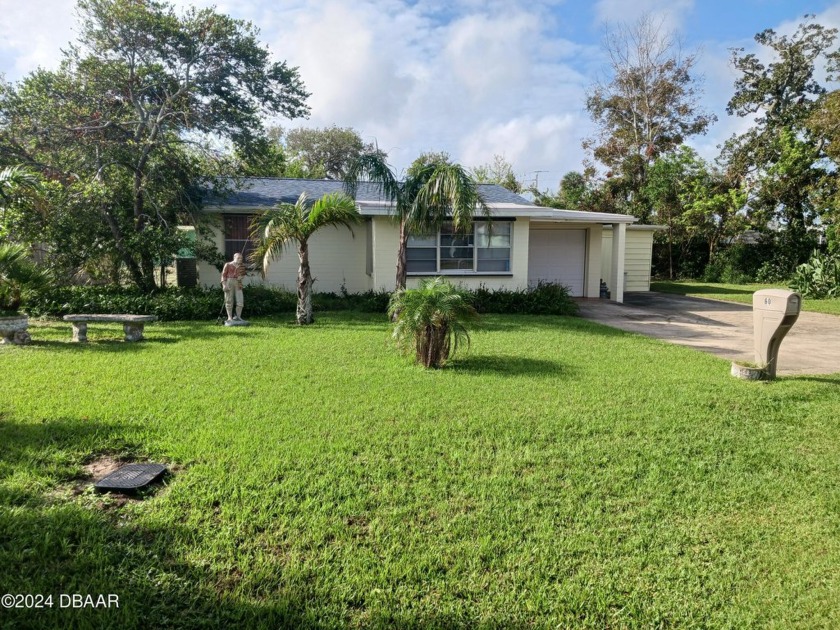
524 209 637 302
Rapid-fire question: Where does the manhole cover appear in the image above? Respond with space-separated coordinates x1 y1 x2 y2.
94 463 167 493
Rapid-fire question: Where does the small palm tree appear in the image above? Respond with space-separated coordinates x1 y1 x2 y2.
251 192 360 325
0 243 51 315
388 277 479 369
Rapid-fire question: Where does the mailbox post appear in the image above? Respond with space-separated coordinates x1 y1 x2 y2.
753 289 801 379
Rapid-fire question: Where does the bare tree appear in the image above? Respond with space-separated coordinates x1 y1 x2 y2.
584 14 715 214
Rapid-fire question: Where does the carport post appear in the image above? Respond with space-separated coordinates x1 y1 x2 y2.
610 222 626 303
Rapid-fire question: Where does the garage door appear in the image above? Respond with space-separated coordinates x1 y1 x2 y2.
528 228 586 296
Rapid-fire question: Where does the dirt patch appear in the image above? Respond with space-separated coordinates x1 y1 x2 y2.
84 455 124 481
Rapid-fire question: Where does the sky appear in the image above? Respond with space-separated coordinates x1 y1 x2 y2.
1 0 839 191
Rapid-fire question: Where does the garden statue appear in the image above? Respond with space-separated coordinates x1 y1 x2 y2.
221 253 249 326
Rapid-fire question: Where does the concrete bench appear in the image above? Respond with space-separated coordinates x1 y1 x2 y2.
63 314 157 342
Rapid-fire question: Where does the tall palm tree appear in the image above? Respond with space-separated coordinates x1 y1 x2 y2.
251 192 360 325
344 153 489 291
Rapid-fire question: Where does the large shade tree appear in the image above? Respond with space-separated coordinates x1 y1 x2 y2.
723 18 838 263
344 152 488 291
252 192 360 325
0 0 309 291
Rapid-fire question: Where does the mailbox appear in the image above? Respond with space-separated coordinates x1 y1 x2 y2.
753 289 801 379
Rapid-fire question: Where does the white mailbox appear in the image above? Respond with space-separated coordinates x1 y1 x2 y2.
753 289 801 379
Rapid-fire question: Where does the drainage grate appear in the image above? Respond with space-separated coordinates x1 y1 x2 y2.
94 463 167 493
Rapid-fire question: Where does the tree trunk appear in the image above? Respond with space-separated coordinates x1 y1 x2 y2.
392 220 409 323
131 169 159 291
101 206 150 290
395 220 408 291
668 219 674 280
416 323 450 368
297 240 314 325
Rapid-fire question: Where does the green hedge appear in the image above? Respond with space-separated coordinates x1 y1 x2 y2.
24 281 578 321
470 281 578 315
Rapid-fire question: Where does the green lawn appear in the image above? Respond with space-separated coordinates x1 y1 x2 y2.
2 314 840 628
651 280 840 316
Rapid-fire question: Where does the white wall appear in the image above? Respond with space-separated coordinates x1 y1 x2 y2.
196 221 372 293
601 228 655 292
194 213 630 296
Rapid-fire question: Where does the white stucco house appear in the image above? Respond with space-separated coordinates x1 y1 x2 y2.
186 178 657 303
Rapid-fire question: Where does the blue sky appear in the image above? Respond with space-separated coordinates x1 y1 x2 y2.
1 0 838 190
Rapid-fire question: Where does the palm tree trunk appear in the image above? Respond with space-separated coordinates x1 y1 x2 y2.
395 220 408 291
392 220 409 323
297 240 314 325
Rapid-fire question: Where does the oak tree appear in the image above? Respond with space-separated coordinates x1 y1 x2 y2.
0 0 309 290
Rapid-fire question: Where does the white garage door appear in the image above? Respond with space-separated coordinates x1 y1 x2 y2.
528 228 586 296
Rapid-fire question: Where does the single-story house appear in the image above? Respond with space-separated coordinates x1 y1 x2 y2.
183 178 656 302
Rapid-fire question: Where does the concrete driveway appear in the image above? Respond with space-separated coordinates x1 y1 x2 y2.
577 292 840 376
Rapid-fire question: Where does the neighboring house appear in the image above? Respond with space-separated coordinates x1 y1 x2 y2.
194 178 646 302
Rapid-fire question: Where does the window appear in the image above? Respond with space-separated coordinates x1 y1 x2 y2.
223 214 258 264
407 221 512 274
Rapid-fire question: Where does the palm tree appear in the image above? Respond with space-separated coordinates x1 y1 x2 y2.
0 166 41 223
251 192 360 325
0 243 51 315
388 277 479 368
344 153 489 291
0 166 40 201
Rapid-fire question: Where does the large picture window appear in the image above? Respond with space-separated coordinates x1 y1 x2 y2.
223 214 258 264
407 221 512 274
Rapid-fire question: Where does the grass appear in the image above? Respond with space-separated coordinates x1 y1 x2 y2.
652 280 840 316
1 314 840 628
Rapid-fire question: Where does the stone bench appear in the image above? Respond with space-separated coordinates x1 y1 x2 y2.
63 314 157 342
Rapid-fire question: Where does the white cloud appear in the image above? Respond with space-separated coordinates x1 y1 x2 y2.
6 0 839 191
593 0 694 32
0 0 76 79
460 114 593 188
264 1 418 129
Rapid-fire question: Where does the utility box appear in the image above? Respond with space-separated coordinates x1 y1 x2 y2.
753 289 801 379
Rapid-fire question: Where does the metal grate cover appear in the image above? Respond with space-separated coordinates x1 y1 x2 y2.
94 463 167 493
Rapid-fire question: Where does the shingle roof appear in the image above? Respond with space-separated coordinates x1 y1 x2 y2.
207 177 533 208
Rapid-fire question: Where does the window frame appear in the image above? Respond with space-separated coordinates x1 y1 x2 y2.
406 220 513 276
222 213 259 269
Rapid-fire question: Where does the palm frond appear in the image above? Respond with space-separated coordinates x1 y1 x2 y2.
0 243 52 312
0 166 41 203
306 193 362 237
343 152 401 202
249 198 307 278
407 163 489 234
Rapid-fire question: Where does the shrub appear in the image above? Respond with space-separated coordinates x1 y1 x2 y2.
469 282 578 316
24 281 580 320
313 290 391 313
0 243 52 315
389 277 479 369
789 250 840 298
702 242 776 284
25 286 296 321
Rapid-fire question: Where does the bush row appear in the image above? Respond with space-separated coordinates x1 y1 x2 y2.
24 281 578 321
